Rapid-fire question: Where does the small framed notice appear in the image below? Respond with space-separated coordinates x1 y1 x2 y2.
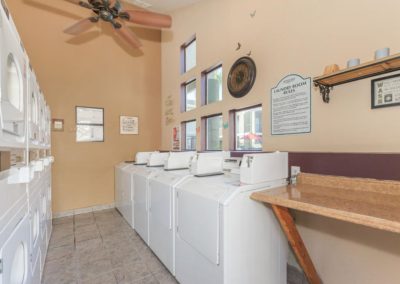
52 119 64 132
371 74 400 109
120 116 138 135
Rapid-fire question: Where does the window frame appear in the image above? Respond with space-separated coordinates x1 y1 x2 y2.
181 119 197 151
230 104 262 152
201 113 223 151
201 64 223 106
181 36 196 74
75 106 105 143
181 79 197 112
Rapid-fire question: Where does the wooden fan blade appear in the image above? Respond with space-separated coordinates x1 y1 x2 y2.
123 10 172 28
64 0 81 4
64 18 95 35
115 22 142 48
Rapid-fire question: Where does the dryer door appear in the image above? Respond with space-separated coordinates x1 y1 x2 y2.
177 189 220 265
0 13 26 142
0 214 30 284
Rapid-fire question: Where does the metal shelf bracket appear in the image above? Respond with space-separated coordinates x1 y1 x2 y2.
314 83 332 103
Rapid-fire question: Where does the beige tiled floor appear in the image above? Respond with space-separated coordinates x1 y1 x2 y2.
43 209 178 284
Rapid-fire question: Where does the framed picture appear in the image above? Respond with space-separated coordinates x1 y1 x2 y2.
52 119 64 132
172 125 181 151
120 116 139 135
76 106 104 142
371 74 400 109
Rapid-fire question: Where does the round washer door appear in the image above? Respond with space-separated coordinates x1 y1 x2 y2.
41 194 47 217
33 208 40 245
6 53 22 111
10 242 27 284
1 215 30 284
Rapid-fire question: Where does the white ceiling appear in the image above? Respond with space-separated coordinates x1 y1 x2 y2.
124 0 203 12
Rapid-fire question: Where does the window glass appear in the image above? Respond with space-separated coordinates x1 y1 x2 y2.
206 115 222 150
184 39 196 72
184 120 196 150
206 66 222 104
185 80 196 111
235 106 262 151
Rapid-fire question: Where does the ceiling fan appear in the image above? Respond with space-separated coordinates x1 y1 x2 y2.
63 0 172 48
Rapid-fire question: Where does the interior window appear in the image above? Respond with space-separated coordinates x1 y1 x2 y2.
234 106 262 151
204 66 223 105
205 115 222 150
182 37 196 73
183 80 196 111
182 120 196 150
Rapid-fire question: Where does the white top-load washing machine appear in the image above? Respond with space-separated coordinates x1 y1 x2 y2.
0 2 27 149
115 151 157 228
148 151 197 274
133 152 169 244
175 152 289 284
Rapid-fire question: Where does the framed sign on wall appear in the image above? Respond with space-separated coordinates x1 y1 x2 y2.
172 125 181 151
120 116 139 135
76 106 104 142
52 119 64 132
371 74 400 109
271 74 311 135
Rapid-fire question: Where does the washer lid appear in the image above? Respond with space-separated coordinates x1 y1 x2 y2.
176 173 240 203
151 169 191 186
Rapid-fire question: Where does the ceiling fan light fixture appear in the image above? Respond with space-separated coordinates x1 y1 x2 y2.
63 0 171 49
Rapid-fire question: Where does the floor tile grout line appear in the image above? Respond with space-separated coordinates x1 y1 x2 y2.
44 209 177 284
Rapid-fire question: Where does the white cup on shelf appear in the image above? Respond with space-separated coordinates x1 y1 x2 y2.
347 58 360 68
375 47 390 60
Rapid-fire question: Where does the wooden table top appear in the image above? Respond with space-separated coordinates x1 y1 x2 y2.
251 173 400 234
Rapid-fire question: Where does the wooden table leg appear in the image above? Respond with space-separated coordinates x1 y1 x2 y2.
271 205 321 284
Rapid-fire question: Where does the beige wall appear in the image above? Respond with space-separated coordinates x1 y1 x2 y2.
8 0 161 213
161 0 400 153
161 0 400 283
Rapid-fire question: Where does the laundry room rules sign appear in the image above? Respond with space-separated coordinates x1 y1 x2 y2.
271 74 311 135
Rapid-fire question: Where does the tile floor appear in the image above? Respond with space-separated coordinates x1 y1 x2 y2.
43 209 178 284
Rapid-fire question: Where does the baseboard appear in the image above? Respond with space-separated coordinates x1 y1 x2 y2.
52 203 115 219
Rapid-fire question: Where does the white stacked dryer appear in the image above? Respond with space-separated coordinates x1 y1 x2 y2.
0 170 31 284
0 0 27 149
133 152 169 244
27 164 43 284
27 66 40 147
175 152 289 284
148 151 196 274
0 1 53 283
115 151 157 228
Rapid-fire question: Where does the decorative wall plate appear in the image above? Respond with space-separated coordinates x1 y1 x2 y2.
227 56 257 98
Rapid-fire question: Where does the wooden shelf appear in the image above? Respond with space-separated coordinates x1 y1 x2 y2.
313 53 400 103
251 173 400 234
